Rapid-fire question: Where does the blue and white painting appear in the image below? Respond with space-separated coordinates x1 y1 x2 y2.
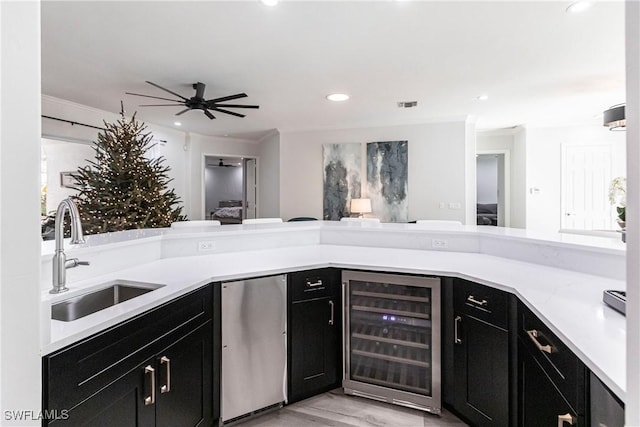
366 141 408 222
323 143 362 220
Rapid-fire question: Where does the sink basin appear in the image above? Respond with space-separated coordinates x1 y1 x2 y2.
51 281 165 322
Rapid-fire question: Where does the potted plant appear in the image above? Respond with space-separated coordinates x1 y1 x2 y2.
608 176 626 229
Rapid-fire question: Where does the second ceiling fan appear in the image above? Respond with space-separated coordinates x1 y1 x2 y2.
126 81 259 120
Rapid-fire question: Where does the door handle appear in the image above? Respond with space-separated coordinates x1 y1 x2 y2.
454 316 462 344
329 300 335 325
526 329 554 354
557 413 575 426
160 356 171 393
144 365 155 405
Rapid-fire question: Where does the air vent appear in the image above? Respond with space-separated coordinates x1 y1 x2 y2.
397 101 418 108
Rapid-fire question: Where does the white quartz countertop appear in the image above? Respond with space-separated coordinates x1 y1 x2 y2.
42 243 626 402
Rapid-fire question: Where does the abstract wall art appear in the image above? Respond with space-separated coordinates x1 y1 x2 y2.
323 143 362 220
366 140 408 222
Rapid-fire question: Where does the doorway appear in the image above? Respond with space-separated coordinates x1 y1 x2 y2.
476 151 510 227
204 156 257 224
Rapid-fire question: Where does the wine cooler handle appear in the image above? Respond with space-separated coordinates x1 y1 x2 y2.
526 329 553 354
160 356 171 394
454 316 462 344
144 365 155 406
329 300 335 325
557 413 575 426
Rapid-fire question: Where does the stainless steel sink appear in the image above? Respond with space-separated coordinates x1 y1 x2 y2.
51 282 165 322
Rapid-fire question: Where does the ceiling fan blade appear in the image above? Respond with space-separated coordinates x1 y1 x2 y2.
206 93 247 104
194 82 206 99
213 104 260 109
145 81 189 101
210 107 245 118
125 92 183 103
203 110 216 120
138 103 186 107
175 108 191 116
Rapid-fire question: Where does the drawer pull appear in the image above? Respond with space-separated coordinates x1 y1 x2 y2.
454 316 462 344
526 329 554 354
467 295 488 307
557 413 575 426
329 300 335 325
144 365 155 405
160 356 171 394
306 279 323 287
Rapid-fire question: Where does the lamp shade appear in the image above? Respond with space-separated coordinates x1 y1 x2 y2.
603 104 625 131
350 198 372 214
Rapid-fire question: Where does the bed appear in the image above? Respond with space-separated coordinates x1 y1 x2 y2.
477 203 498 226
210 200 244 224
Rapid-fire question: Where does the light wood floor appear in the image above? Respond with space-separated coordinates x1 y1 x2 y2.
233 389 468 427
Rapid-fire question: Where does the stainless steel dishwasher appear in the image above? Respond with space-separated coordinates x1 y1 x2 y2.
221 275 287 424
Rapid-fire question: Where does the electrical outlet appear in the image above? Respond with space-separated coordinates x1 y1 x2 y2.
198 241 215 251
431 239 448 249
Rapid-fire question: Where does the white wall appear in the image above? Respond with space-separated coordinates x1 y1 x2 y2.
0 1 42 424
525 122 626 233
41 138 93 213
258 131 281 218
279 121 471 222
204 166 243 215
464 119 477 225
477 155 498 204
626 2 640 425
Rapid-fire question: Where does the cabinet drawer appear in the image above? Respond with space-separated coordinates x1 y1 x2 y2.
453 279 508 329
44 284 213 412
519 303 585 413
289 268 339 302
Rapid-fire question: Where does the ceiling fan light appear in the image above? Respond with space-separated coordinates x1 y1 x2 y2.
603 104 626 131
261 0 279 6
566 1 591 13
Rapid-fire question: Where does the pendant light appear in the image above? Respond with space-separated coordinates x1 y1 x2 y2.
603 104 626 131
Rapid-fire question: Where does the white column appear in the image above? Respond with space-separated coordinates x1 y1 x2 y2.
626 1 640 426
0 1 42 426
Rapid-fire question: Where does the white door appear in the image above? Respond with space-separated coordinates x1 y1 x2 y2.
244 158 257 219
561 145 614 230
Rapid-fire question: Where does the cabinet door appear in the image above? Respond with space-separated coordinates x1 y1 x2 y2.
453 313 509 426
289 297 340 402
49 363 155 427
155 322 213 427
520 341 578 427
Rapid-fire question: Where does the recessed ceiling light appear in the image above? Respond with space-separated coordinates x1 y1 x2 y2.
566 1 591 13
475 94 489 101
261 0 279 6
326 93 350 102
174 121 182 126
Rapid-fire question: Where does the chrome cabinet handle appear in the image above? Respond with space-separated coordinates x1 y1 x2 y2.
306 279 323 287
454 316 462 344
467 295 488 306
329 300 335 325
557 413 575 426
160 356 171 393
144 365 155 405
526 329 553 354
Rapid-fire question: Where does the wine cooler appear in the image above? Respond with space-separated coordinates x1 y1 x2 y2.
342 271 441 414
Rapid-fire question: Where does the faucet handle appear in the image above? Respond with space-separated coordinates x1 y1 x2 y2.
65 258 90 269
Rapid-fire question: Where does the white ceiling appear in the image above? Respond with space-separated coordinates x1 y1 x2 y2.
41 1 626 140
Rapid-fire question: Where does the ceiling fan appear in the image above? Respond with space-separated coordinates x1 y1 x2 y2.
125 81 259 120
213 159 240 168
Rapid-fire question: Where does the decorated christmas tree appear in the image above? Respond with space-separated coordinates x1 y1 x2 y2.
72 108 185 235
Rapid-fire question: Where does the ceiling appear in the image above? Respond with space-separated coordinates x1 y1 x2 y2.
41 1 626 141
